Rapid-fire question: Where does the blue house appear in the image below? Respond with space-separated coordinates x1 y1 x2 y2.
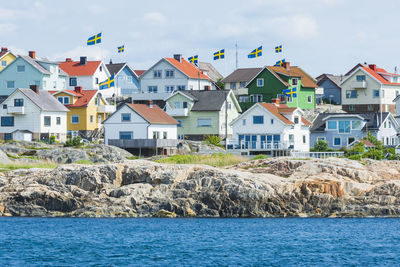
310 112 400 149
315 74 343 105
0 51 67 97
106 62 140 95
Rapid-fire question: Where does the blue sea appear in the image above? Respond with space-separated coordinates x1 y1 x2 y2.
1 218 400 266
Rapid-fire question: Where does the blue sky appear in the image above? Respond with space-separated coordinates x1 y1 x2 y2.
2 0 399 77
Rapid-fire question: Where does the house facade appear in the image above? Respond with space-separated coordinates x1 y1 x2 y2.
222 68 262 97
50 86 115 138
106 62 140 95
315 74 343 105
0 47 16 71
165 90 241 140
340 64 400 113
310 112 399 149
0 51 67 96
0 86 68 142
103 103 178 156
135 54 213 107
239 62 317 111
228 100 311 155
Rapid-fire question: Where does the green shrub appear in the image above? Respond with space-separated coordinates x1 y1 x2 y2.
348 154 362 161
311 140 332 152
49 135 56 144
64 136 83 147
362 148 384 160
252 154 268 160
204 135 224 148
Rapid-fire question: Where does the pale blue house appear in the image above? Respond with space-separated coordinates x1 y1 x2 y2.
315 74 343 105
106 62 140 95
310 112 400 149
0 51 67 97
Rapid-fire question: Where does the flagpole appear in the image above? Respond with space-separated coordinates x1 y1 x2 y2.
235 41 238 70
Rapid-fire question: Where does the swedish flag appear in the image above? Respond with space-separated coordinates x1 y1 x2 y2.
87 33 102 46
118 45 124 53
248 46 262 58
283 87 297 98
213 49 225 60
99 75 115 90
275 45 282 53
188 55 198 64
275 59 286 66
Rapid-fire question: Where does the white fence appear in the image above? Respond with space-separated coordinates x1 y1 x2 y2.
290 151 344 158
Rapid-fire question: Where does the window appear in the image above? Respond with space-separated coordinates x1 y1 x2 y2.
271 119 274 125
90 115 94 123
1 116 14 126
4 133 11 140
333 137 341 146
14 99 23 107
165 86 174 92
356 75 366 81
294 116 299 124
148 86 158 93
231 83 236 90
177 120 183 127
197 118 212 127
289 134 294 144
239 96 250 102
95 78 99 84
348 137 355 145
287 96 293 103
6 81 15 89
183 102 188 108
227 102 232 109
69 78 77 86
44 116 51 126
307 95 312 103
165 70 174 78
153 70 162 78
338 121 351 133
389 121 392 128
242 119 246 126
352 121 362 130
327 121 337 130
252 94 263 103
57 97 63 103
253 116 264 124
17 65 25 73
346 90 357 98
177 85 185 91
71 115 79 124
119 131 132 140
1 60 6 67
163 132 167 139
95 97 99 106
153 131 160 139
303 135 307 144
99 66 102 72
56 117 61 125
64 97 69 104
239 82 246 88
256 78 264 87
373 90 380 98
292 78 298 85
317 137 326 141
121 113 131 122
2 104 7 109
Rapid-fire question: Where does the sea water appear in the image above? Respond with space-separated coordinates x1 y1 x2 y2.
1 218 399 266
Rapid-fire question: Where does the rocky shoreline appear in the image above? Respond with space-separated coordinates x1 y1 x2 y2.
1 157 400 218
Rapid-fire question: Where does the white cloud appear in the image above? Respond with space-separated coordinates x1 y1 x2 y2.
51 46 110 61
143 12 166 23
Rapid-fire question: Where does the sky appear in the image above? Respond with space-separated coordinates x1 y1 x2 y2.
1 0 400 77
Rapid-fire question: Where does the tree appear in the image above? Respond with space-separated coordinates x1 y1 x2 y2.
216 78 225 90
312 140 330 152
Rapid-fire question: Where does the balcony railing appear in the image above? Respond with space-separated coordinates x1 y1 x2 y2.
108 139 178 148
166 108 188 117
226 139 290 150
98 105 116 113
7 106 25 114
352 81 367 89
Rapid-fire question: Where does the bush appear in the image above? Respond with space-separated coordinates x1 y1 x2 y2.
49 135 56 144
64 136 83 147
204 135 224 148
252 154 268 160
311 140 332 152
362 148 384 160
348 154 362 161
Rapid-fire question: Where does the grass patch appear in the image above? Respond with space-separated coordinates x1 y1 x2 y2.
0 162 58 172
155 153 248 167
24 146 51 150
6 153 39 160
126 156 142 160
251 154 268 160
73 160 94 165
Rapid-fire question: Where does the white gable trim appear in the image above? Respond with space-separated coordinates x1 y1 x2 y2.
340 66 383 86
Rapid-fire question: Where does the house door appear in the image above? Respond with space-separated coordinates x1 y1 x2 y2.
251 135 257 149
245 135 250 149
98 115 102 128
260 135 266 149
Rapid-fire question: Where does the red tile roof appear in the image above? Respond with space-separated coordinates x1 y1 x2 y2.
268 66 318 88
127 104 178 124
301 117 312 126
134 70 146 77
361 66 400 85
259 103 312 126
164 58 209 80
59 60 101 76
51 90 98 107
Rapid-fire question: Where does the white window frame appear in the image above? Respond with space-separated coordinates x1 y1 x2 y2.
165 70 174 78
71 115 79 124
63 96 70 104
256 78 264 87
333 136 341 147
153 70 162 78
197 118 212 127
44 116 51 127
121 113 131 122
1 60 7 67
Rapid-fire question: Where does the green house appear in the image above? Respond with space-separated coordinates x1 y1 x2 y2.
165 90 241 140
239 62 318 111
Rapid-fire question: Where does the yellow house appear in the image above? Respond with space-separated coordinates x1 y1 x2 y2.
0 47 17 71
50 86 115 137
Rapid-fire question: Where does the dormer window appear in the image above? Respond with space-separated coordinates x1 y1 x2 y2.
292 78 298 85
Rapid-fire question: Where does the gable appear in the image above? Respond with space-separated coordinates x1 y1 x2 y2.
0 56 44 77
140 59 188 80
341 68 381 88
232 103 287 127
103 105 148 124
247 67 288 90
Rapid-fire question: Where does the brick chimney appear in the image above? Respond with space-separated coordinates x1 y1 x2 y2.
66 58 72 62
369 64 377 71
173 54 181 62
30 85 39 94
29 51 36 59
75 86 82 94
271 98 280 106
1 47 7 52
282 61 290 70
80 56 87 65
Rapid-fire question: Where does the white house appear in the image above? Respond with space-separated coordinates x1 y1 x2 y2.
228 99 311 155
103 103 178 156
134 54 213 106
0 86 69 142
340 63 400 113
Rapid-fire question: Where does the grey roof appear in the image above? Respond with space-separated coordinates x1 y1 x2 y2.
106 63 125 75
20 55 51 75
198 62 223 82
316 74 344 88
180 90 229 111
311 112 390 132
18 88 69 112
0 95 7 104
222 68 262 83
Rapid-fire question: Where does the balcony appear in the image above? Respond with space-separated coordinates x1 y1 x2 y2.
226 139 289 150
352 81 367 89
7 106 25 114
108 139 178 148
166 108 189 117
236 88 248 96
98 105 116 113
131 91 174 101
